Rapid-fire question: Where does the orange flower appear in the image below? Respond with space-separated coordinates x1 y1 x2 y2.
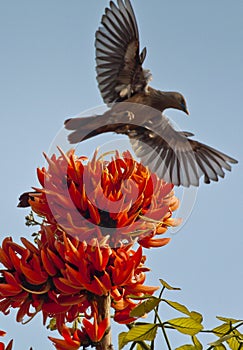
113 304 138 324
0 331 13 350
23 148 180 248
49 326 87 350
0 148 182 347
0 235 90 331
0 227 158 334
82 312 109 343
49 310 109 348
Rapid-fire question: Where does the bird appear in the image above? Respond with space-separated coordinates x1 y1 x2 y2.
64 0 238 187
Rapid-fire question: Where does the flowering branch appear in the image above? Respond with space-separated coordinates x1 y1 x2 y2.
0 148 240 349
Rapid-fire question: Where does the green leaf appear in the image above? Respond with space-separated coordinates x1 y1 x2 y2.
126 294 156 300
130 297 161 317
190 311 203 324
159 278 181 291
209 334 235 346
162 299 191 316
119 332 128 350
216 316 243 324
162 299 203 327
136 344 150 350
118 324 158 350
213 345 227 350
227 337 241 350
166 317 203 336
174 336 202 350
192 335 203 350
227 329 243 350
212 323 243 349
213 323 231 336
47 318 56 331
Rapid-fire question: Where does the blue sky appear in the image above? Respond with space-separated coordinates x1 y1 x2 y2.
0 0 242 348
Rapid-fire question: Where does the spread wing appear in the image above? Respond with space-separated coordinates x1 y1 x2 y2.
95 0 152 104
129 115 238 187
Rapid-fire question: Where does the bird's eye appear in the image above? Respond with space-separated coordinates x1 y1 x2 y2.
180 100 185 109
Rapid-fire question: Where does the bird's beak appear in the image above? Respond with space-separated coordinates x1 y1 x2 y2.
181 102 190 116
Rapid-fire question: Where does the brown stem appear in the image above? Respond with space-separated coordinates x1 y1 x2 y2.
94 293 113 350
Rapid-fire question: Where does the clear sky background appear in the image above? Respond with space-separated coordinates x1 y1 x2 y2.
0 0 242 349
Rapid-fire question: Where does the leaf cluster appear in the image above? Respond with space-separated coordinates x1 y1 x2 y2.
118 279 243 350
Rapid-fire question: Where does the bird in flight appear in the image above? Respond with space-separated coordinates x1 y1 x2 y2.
65 0 237 187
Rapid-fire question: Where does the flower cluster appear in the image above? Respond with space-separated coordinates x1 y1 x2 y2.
0 228 158 347
26 148 180 248
0 149 181 348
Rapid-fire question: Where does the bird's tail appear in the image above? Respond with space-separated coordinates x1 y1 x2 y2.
65 112 132 144
65 114 111 144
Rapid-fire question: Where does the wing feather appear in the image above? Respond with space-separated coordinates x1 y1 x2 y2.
96 0 152 104
129 115 237 186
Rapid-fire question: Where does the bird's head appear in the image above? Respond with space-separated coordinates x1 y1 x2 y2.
163 91 189 115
